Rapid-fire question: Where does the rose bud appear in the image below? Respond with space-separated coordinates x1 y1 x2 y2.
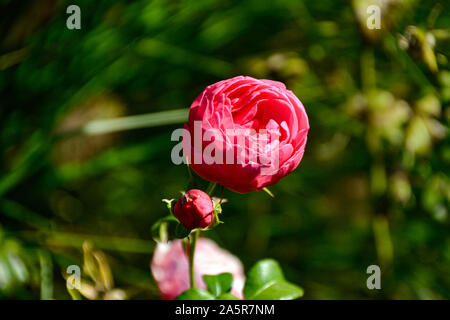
173 189 214 230
182 76 309 193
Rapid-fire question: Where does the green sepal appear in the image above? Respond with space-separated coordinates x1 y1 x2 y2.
202 198 226 231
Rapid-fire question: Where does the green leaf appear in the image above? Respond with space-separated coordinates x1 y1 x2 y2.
216 293 239 300
203 272 233 296
246 259 284 288
175 224 191 239
176 288 215 300
246 281 303 300
150 221 163 241
151 213 179 242
244 259 304 300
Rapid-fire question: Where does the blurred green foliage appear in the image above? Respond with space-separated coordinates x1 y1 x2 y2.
0 0 449 299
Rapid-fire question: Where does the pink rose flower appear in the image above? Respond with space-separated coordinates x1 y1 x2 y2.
183 76 309 193
173 189 214 230
151 238 245 299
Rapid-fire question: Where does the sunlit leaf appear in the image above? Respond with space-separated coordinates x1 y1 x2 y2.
203 273 233 297
176 288 215 300
244 259 304 300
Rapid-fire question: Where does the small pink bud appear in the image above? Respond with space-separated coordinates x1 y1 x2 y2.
173 189 214 230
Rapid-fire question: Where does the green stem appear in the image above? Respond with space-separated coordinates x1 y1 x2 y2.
189 230 199 289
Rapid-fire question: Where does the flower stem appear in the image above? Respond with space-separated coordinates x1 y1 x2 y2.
189 229 199 289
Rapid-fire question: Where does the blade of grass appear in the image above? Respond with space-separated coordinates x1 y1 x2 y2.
50 133 169 183
27 231 155 254
81 108 188 135
0 132 49 198
383 33 436 94
39 250 53 300
0 199 52 230
136 38 232 77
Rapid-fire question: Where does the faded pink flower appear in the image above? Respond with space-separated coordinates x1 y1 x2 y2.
151 238 245 299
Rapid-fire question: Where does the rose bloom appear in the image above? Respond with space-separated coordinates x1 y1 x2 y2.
183 76 309 193
151 238 245 299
